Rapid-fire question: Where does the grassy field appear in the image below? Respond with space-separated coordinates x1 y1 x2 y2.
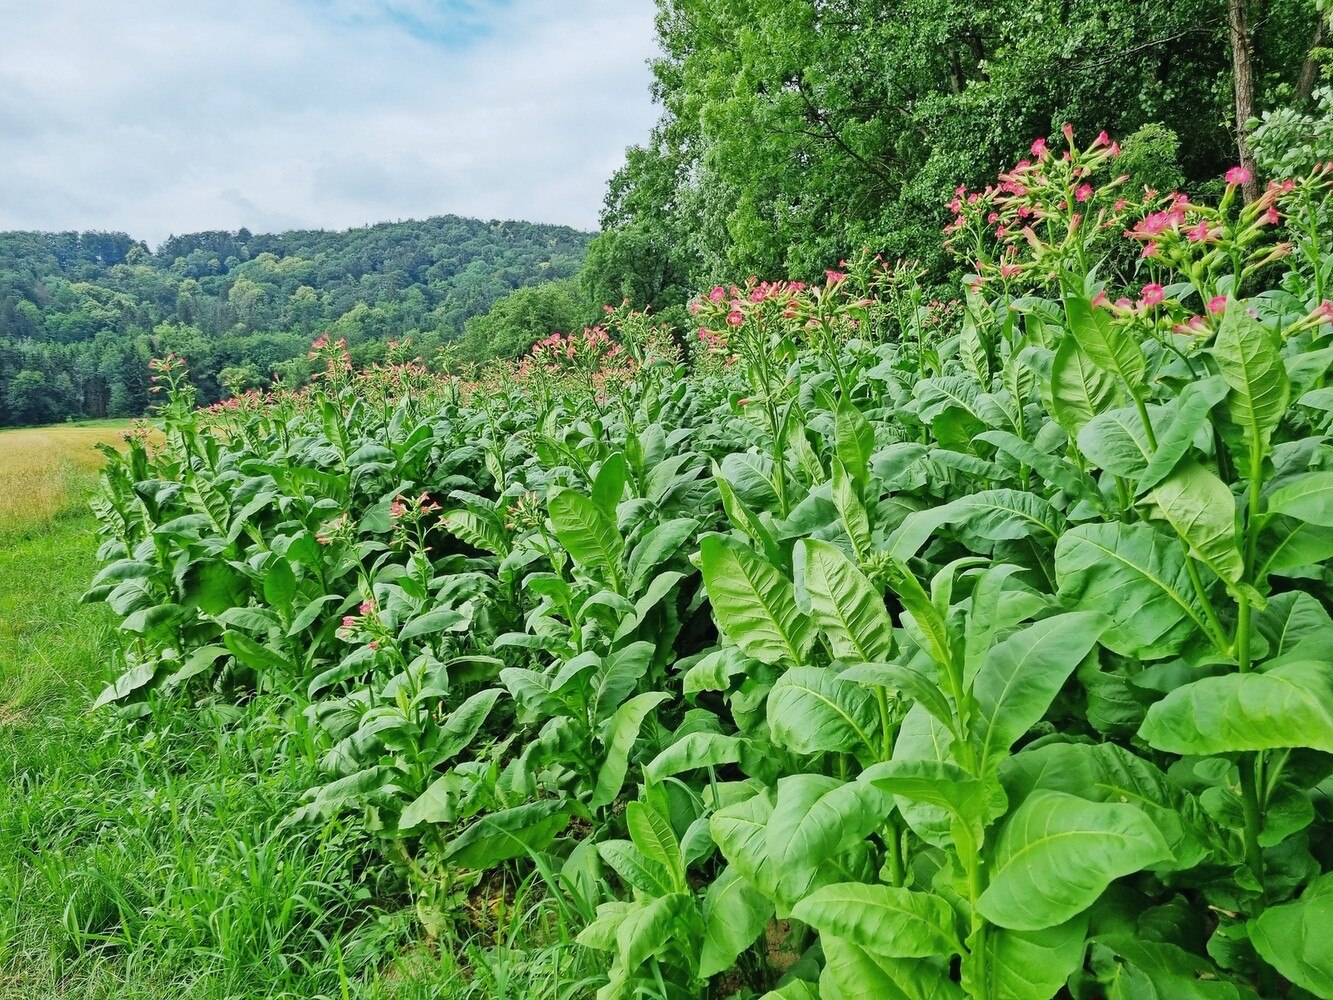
0 425 573 999
0 422 140 534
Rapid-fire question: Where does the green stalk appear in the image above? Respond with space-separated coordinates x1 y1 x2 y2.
875 687 894 762
1235 440 1267 908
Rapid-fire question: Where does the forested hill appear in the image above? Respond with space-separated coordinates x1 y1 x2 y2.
0 217 592 425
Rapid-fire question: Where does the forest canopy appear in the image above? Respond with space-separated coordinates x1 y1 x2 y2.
2 0 1327 427
0 218 591 424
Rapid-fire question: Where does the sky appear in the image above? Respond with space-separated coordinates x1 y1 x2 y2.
0 0 660 246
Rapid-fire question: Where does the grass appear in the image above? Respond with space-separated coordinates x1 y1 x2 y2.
0 423 140 534
0 428 592 999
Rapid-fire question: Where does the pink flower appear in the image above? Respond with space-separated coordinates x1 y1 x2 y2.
1187 220 1212 243
390 500 407 519
1141 283 1165 307
1263 207 1280 225
709 286 726 302
1062 123 1074 144
1113 199 1127 212
726 310 744 327
358 600 375 616
341 615 357 629
1093 130 1110 148
1141 242 1159 258
825 269 846 284
1317 301 1333 324
1225 166 1252 186
368 640 379 650
1031 137 1049 158
1207 295 1228 314
1074 183 1093 203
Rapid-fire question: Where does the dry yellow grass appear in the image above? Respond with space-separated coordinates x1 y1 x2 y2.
0 423 138 532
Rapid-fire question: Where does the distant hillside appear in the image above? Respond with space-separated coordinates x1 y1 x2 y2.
0 217 593 424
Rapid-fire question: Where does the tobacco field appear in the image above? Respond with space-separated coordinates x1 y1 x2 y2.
82 133 1333 998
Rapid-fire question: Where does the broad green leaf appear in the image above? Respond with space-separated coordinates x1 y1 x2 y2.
765 776 894 882
591 452 628 515
700 866 772 977
977 790 1171 931
1139 376 1229 490
955 489 1063 543
860 759 983 834
594 641 655 717
615 893 694 976
792 883 961 959
398 608 467 642
836 395 876 487
445 799 573 868
1212 304 1290 456
1049 336 1118 434
831 458 872 560
820 937 963 1000
1064 295 1146 388
575 900 631 952
1077 407 1155 478
1056 522 1209 659
1142 462 1242 583
886 705 963 849
975 430 1097 500
262 556 297 609
430 688 502 767
398 772 468 831
646 732 755 782
713 459 783 567
597 840 674 896
590 692 670 810
1254 590 1333 657
699 534 813 667
92 660 160 709
1266 470 1333 527
624 517 697 595
1248 873 1333 995
548 488 623 579
1259 515 1333 576
626 800 683 890
1093 935 1248 1000
795 538 893 662
1138 660 1333 754
971 918 1089 1000
767 666 878 756
973 612 1107 773
999 742 1210 871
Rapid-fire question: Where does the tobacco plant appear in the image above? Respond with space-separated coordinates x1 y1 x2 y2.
86 129 1333 999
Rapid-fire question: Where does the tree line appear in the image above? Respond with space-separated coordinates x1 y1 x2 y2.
3 0 1328 426
0 219 592 425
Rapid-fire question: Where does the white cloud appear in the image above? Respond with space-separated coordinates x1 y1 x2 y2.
0 0 660 245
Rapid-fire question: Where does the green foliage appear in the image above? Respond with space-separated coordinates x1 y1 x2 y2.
597 0 1318 293
0 218 592 424
81 126 1333 1000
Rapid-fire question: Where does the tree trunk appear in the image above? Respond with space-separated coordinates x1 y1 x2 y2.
1228 0 1260 201
1296 14 1325 103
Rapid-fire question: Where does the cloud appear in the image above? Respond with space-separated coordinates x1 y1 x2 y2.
0 0 660 245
